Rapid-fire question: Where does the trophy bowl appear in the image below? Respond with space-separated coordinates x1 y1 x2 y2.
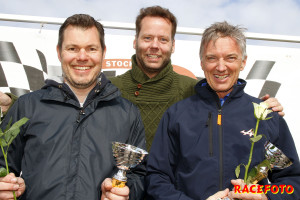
247 142 293 184
248 141 293 184
112 142 148 187
264 141 292 169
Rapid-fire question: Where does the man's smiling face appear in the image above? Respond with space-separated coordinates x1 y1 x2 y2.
201 36 247 98
134 16 175 78
58 25 105 90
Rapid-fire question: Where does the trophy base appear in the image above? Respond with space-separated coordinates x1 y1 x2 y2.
112 178 126 188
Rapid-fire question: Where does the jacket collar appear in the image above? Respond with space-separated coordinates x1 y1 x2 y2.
130 54 173 83
41 73 120 106
195 78 246 102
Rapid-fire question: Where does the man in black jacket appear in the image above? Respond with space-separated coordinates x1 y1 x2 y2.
0 14 146 200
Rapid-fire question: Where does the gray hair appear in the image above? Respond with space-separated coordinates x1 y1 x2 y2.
199 21 247 61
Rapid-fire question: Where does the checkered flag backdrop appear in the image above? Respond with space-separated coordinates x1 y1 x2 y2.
244 60 281 98
0 41 47 97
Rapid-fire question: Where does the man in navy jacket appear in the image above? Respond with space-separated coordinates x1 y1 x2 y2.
146 21 300 200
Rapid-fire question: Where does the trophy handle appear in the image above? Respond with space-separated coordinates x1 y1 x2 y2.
112 169 127 188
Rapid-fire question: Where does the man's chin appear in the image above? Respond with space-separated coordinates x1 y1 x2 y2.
214 87 233 94
146 67 163 72
67 79 96 89
145 61 169 71
142 63 163 72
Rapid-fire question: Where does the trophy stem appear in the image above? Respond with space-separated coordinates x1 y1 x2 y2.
111 141 148 188
249 166 268 184
112 169 127 188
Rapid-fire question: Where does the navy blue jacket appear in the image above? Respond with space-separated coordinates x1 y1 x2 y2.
0 74 146 200
146 79 300 200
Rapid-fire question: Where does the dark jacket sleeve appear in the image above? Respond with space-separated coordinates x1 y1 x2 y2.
126 103 148 200
265 116 300 200
146 110 194 200
0 97 27 176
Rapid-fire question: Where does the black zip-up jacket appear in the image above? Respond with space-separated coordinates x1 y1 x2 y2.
0 74 147 200
146 79 300 200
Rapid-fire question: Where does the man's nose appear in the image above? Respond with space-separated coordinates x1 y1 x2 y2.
150 38 159 48
77 48 88 60
216 58 226 71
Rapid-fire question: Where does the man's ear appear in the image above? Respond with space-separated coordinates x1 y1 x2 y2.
171 40 175 53
240 55 247 71
201 60 205 71
102 47 107 59
133 36 137 49
56 45 62 62
100 47 106 70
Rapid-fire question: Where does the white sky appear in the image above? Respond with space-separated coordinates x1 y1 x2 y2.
1 0 300 47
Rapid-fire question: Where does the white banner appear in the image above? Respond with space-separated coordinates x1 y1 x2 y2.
0 25 299 154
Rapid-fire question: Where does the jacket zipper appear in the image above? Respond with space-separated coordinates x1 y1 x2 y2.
76 88 119 123
83 88 118 109
76 110 86 123
218 108 223 190
206 112 213 157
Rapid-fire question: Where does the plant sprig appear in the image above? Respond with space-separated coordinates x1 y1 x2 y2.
235 102 273 184
0 117 29 200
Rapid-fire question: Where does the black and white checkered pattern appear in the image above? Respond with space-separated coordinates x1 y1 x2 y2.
244 60 281 98
0 40 282 99
0 41 47 97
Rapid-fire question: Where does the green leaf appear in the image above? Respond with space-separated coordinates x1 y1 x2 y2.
0 128 3 137
0 138 7 147
4 118 13 132
250 135 262 143
0 167 7 177
247 166 258 183
4 117 29 146
235 165 241 178
264 117 273 121
246 175 253 185
261 159 272 171
246 159 271 184
0 106 2 123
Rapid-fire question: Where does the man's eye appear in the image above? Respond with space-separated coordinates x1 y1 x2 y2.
89 48 97 52
68 47 77 52
227 56 237 62
207 57 217 62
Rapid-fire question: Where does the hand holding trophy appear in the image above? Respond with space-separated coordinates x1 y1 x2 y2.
112 142 148 187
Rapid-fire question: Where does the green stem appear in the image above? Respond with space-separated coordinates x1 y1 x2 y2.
1 145 17 200
244 119 260 182
0 145 8 174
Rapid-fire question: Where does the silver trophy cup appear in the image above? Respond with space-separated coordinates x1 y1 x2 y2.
248 141 293 184
264 141 292 169
112 142 148 187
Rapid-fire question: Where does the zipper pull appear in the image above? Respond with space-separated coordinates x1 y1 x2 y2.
77 109 86 123
217 110 222 125
206 112 212 126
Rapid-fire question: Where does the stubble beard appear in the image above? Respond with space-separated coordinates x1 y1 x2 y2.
135 46 172 76
136 54 170 74
63 72 99 90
